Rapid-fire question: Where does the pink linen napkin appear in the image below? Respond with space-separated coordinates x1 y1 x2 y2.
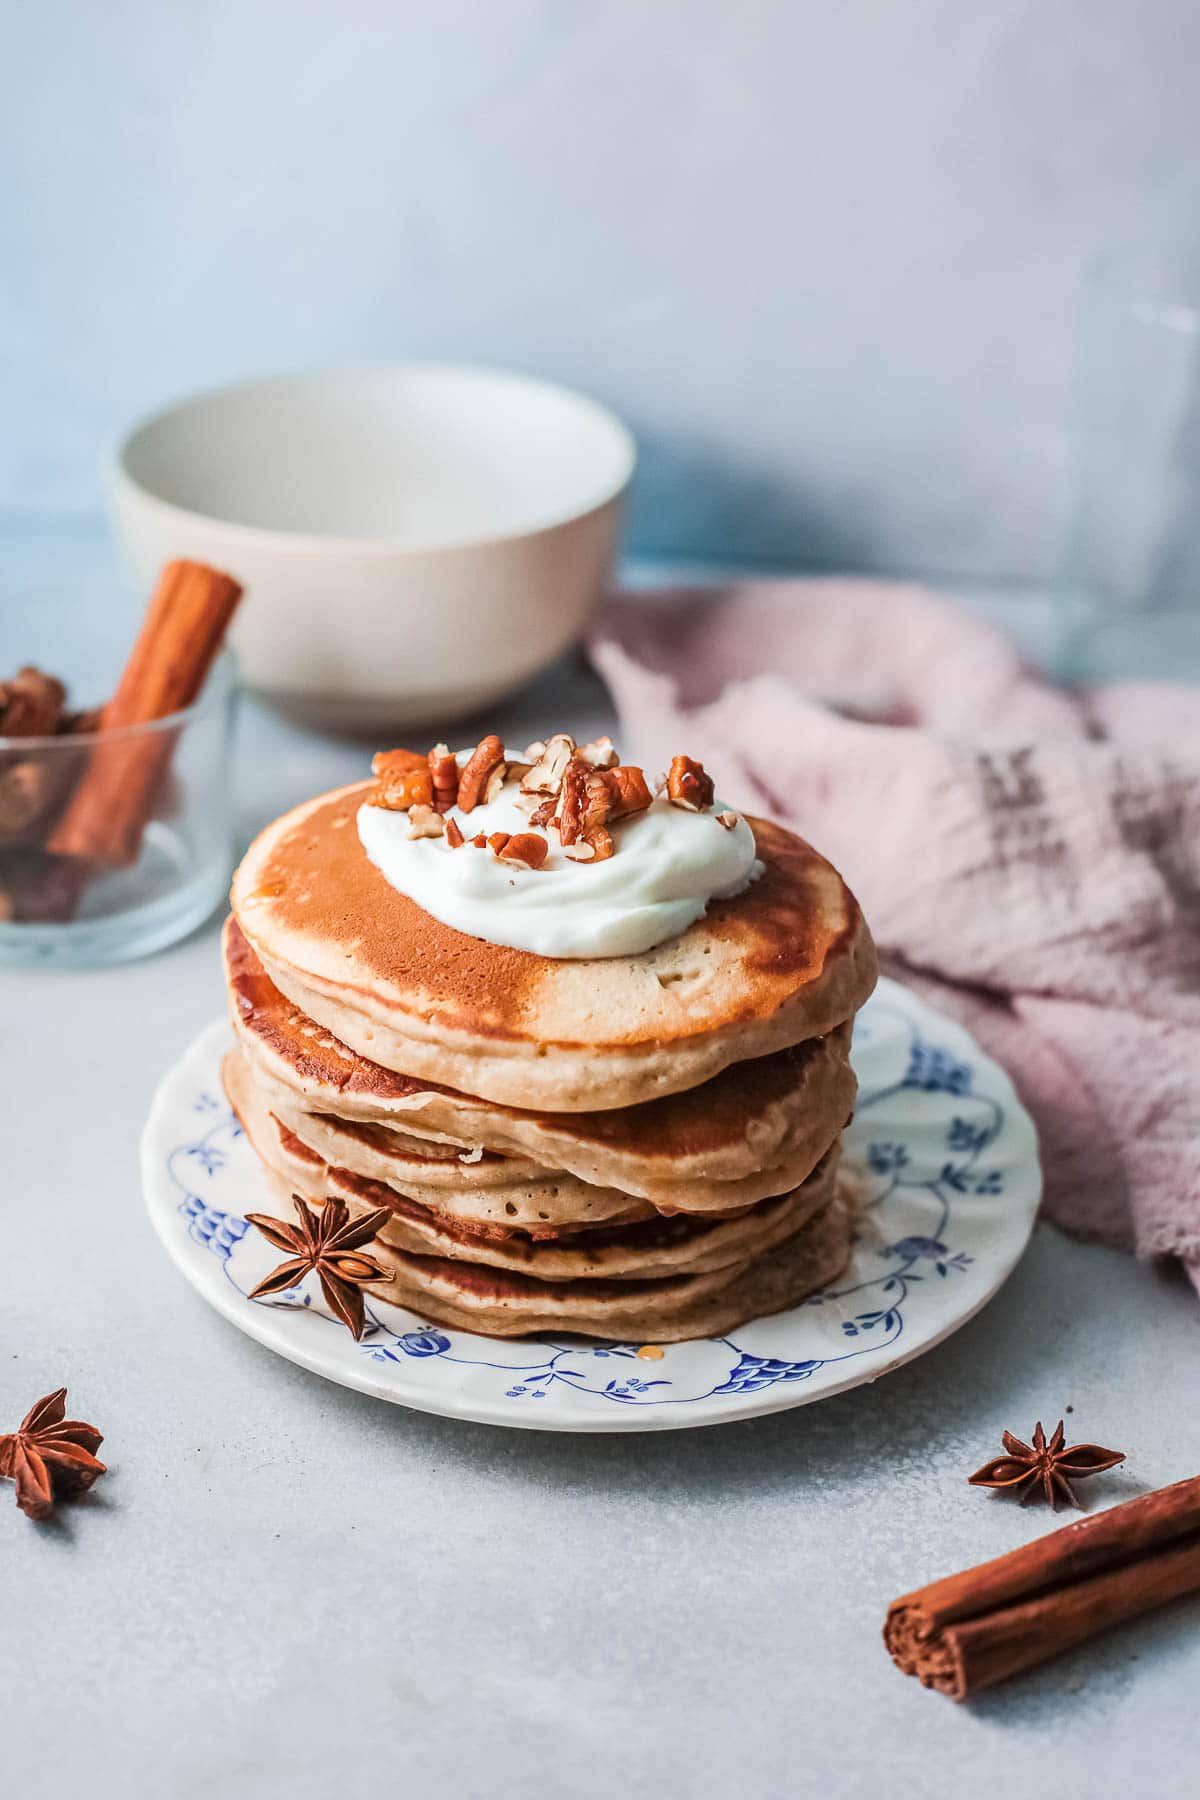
590 580 1200 1289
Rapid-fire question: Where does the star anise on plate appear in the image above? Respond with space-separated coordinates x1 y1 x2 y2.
0 1387 106 1521
968 1419 1125 1510
245 1195 393 1340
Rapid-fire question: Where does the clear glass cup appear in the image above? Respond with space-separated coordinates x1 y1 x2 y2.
1060 234 1200 679
0 649 236 967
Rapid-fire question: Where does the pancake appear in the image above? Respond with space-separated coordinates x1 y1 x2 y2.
225 918 855 1211
225 1045 657 1233
233 1056 843 1283
230 782 877 1111
257 1080 660 1230
275 1186 857 1341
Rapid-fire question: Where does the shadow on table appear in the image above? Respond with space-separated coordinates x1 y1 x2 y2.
332 1225 1190 1507
961 1586 1200 1728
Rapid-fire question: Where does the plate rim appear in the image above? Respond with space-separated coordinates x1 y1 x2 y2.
141 980 1041 1433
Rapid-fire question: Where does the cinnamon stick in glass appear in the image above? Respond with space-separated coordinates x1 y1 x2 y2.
884 1475 1200 1699
49 559 242 869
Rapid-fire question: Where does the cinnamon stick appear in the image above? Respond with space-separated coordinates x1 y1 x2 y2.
885 1475 1200 1699
49 560 241 869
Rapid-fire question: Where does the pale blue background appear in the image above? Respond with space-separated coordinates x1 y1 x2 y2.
4 0 1199 578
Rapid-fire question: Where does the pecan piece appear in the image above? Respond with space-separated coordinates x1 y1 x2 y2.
458 736 507 812
427 743 459 813
372 747 424 773
0 667 67 737
578 735 619 770
602 765 653 819
555 758 589 846
557 758 617 861
371 749 434 812
496 832 549 870
444 816 465 848
667 754 715 812
520 732 576 796
406 804 444 840
716 810 739 831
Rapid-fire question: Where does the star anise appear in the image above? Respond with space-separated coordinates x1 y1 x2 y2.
0 1387 106 1521
245 1196 393 1340
968 1420 1124 1510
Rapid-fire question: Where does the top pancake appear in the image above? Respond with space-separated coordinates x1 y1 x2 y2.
231 781 876 1111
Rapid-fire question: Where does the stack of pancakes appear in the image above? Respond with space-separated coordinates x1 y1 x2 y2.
223 782 877 1340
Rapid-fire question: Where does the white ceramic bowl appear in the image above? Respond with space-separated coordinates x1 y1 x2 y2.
110 366 635 730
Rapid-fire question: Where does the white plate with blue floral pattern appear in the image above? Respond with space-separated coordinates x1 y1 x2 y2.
142 978 1040 1432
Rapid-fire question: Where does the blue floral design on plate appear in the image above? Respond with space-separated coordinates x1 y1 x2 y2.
144 977 1041 1430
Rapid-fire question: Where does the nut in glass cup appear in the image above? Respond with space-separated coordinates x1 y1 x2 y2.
0 649 236 967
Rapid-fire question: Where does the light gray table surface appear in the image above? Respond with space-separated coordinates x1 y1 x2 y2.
3 528 1199 1799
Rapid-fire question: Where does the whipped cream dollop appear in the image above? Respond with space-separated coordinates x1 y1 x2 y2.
356 751 762 959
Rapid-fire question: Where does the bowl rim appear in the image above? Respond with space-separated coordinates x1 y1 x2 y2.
109 362 637 556
0 646 237 751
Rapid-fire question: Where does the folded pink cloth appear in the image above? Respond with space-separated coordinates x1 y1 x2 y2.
591 579 1200 1289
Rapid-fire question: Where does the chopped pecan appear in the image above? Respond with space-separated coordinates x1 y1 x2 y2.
0 763 55 839
0 667 67 737
716 810 739 831
667 754 715 812
578 735 618 769
487 832 511 855
372 747 424 773
520 732 575 796
497 832 549 870
555 758 589 846
528 797 557 830
61 707 102 736
602 765 653 819
0 675 96 843
444 816 465 848
406 804 444 839
522 740 547 762
583 771 618 844
458 735 507 812
557 758 617 861
427 743 459 813
371 750 433 812
470 833 488 848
